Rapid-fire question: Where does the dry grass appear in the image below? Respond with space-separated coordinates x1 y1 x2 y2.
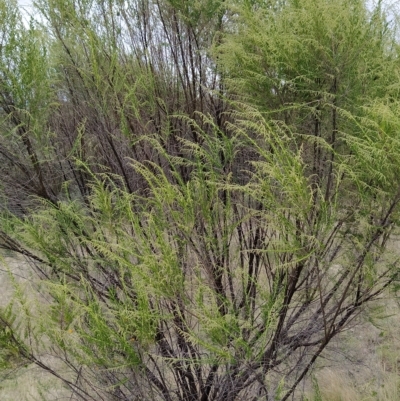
304 294 400 401
0 361 70 401
0 254 70 401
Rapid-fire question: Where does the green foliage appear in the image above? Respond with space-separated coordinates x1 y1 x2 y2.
0 0 399 400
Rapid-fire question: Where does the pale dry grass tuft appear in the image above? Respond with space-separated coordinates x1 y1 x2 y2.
314 369 362 401
305 292 400 401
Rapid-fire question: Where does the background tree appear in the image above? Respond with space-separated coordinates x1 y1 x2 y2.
0 0 400 400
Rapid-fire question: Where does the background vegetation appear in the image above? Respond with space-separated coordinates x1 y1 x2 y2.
0 0 400 400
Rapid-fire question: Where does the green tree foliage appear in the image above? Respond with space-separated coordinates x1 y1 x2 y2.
0 0 399 400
